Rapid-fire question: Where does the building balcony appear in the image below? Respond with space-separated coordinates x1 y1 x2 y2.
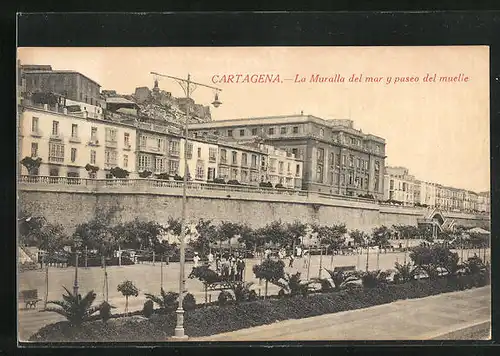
105 140 118 149
124 143 132 151
48 156 64 163
209 156 217 163
104 162 117 169
88 139 100 147
69 136 81 143
269 167 277 173
30 130 43 138
220 158 228 165
169 150 180 157
50 134 63 141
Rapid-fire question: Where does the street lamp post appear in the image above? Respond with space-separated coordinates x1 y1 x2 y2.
73 238 82 297
151 71 221 340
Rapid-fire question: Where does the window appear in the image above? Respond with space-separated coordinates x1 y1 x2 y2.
227 129 233 137
292 126 299 134
242 153 248 166
349 155 354 167
351 137 356 145
292 148 298 157
196 163 205 179
335 153 341 166
319 128 324 137
390 179 394 189
169 141 180 155
251 128 258 135
52 121 59 136
124 133 130 147
316 165 324 183
31 142 38 157
90 150 96 164
287 162 291 173
241 170 249 182
375 176 380 191
356 158 360 168
329 152 334 166
341 174 345 185
220 149 227 163
231 168 238 180
342 155 346 166
31 117 39 132
155 157 165 173
186 142 193 159
209 147 217 162
375 161 380 171
197 147 202 158
105 150 117 164
48 142 64 163
139 155 152 171
231 151 238 165
296 164 300 176
157 138 162 151
70 148 77 162
279 161 284 174
140 135 147 147
49 167 59 176
71 124 78 138
91 127 98 141
123 154 128 168
268 127 275 135
280 127 287 135
349 172 354 185
208 167 216 180
106 128 117 142
239 129 245 136
251 154 257 168
218 167 229 179
365 160 369 170
317 148 325 163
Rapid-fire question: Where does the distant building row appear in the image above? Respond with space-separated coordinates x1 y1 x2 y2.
384 166 490 213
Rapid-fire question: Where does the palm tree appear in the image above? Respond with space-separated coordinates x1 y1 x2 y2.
144 288 179 313
45 287 99 326
323 268 361 290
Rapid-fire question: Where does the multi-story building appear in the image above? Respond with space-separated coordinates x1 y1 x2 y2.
419 181 438 207
383 166 418 205
477 192 490 213
19 99 137 179
22 65 102 107
216 142 263 186
189 114 386 198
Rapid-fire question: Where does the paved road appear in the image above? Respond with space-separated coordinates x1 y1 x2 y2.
18 248 490 341
194 286 491 341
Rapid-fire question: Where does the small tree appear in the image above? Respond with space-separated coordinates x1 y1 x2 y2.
393 262 419 284
99 301 116 323
350 229 368 248
85 164 99 177
155 172 169 180
117 280 139 313
20 156 42 175
273 272 312 297
45 287 99 326
252 259 285 298
110 167 130 179
361 270 391 288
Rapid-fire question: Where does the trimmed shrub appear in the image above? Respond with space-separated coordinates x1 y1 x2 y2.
212 178 226 184
182 293 196 311
218 291 234 306
274 183 284 189
227 180 240 185
142 300 154 318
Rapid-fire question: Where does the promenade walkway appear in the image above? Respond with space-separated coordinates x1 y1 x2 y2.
194 286 491 341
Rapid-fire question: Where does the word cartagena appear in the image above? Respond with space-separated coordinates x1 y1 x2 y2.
212 74 282 84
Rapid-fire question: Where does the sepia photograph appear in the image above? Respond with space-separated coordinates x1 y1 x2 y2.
16 46 491 343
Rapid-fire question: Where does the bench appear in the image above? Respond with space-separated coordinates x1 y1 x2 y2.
206 281 243 292
19 289 42 309
333 266 356 273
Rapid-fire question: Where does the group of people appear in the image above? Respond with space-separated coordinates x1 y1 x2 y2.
262 246 310 268
193 251 247 281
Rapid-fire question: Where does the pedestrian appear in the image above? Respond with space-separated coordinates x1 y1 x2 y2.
296 246 302 258
208 251 214 264
215 254 221 271
236 257 245 281
193 252 200 267
302 249 309 268
288 253 294 268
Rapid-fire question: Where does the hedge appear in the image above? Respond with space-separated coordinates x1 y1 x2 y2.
29 273 489 342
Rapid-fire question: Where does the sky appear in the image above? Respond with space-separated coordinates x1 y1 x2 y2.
18 46 490 192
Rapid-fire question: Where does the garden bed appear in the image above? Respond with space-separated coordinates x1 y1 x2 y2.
29 273 489 342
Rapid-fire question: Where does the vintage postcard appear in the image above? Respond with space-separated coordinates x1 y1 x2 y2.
17 46 490 342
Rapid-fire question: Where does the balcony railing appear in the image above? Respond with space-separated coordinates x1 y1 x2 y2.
105 140 118 148
69 135 81 143
30 130 43 138
209 156 217 163
48 156 64 163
